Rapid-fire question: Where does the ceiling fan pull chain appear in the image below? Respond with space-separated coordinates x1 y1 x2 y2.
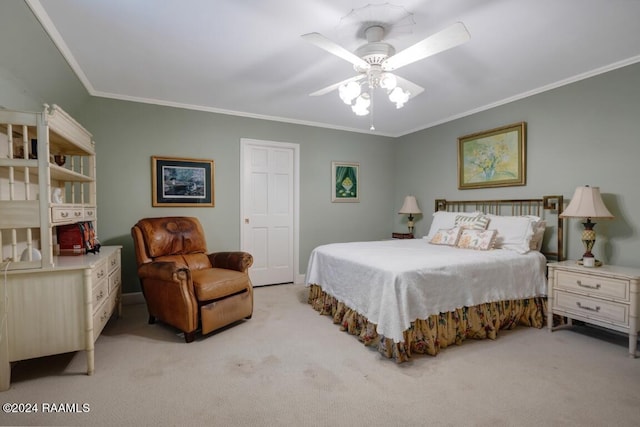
369 91 375 131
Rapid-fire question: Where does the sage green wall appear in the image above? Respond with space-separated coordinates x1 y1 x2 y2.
75 98 395 292
393 62 640 268
0 0 89 113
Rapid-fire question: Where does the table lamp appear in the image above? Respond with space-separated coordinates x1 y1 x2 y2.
399 195 422 233
560 185 614 266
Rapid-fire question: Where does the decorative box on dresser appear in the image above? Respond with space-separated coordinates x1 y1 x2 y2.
547 261 640 358
0 105 121 391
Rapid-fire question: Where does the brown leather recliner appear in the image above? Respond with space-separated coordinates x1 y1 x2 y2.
131 217 253 342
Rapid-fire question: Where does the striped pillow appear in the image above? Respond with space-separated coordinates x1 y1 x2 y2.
455 214 489 230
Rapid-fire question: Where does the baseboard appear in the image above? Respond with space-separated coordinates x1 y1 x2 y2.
122 292 145 305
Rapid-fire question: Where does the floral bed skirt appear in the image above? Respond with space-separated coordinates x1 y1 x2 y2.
308 284 547 363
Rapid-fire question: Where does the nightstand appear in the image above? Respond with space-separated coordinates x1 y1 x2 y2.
547 261 640 358
392 232 414 239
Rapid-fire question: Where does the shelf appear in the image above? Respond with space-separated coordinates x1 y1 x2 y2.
1 105 97 269
49 163 94 182
0 160 93 182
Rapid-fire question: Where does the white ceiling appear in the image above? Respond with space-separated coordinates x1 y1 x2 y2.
25 0 640 137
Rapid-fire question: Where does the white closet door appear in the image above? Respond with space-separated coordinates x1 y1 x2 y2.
241 139 297 286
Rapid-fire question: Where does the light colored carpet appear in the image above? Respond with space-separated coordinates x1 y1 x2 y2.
2 284 639 427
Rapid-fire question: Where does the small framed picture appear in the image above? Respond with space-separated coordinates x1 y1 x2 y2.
331 161 359 202
151 156 214 207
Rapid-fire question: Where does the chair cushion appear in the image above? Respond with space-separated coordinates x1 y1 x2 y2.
191 268 250 301
156 253 211 270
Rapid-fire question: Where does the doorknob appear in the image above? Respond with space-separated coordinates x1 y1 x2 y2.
244 218 250 224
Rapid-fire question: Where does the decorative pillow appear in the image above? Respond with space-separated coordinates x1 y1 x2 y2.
455 214 490 230
429 227 462 246
485 214 537 254
529 220 547 251
426 211 482 240
456 229 497 250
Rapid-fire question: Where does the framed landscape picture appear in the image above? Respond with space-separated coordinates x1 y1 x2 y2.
331 161 359 202
458 122 526 189
151 156 214 207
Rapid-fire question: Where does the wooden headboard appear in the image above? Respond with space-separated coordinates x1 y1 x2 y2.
434 195 564 261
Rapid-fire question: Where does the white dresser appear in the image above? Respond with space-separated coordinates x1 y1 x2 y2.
0 246 121 391
547 261 640 357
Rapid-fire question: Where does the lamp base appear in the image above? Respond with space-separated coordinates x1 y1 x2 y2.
576 258 603 267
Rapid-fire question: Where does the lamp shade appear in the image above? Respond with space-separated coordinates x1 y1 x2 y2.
399 196 422 214
560 186 614 219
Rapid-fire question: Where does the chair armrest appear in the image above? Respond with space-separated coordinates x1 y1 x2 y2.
208 251 253 272
137 261 189 281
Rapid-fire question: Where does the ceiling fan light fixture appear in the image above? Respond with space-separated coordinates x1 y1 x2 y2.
379 72 397 90
352 92 371 116
339 81 361 104
302 11 470 129
389 86 410 108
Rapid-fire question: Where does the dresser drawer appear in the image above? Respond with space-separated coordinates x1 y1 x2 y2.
51 206 84 223
107 250 120 273
108 268 121 294
92 259 108 285
83 206 97 221
92 292 116 342
553 290 629 327
92 278 109 310
555 271 630 301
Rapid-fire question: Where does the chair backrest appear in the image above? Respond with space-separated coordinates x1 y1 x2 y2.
132 217 210 268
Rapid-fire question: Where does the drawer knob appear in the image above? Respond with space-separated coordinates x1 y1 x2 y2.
576 280 601 290
576 302 601 312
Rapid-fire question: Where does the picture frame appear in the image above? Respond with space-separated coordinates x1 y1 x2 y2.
458 122 526 189
331 161 359 202
151 156 214 207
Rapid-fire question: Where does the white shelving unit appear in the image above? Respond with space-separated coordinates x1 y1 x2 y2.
0 105 121 391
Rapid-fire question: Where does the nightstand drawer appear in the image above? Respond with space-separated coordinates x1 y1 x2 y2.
555 271 629 301
554 290 629 326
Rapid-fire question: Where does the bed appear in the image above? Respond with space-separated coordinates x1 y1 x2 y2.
305 196 564 362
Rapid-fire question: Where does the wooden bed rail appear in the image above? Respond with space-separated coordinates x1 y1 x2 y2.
434 195 565 261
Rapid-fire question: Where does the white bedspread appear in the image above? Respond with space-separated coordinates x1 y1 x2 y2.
305 239 547 343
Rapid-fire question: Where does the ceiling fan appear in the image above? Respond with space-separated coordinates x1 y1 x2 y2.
301 22 470 120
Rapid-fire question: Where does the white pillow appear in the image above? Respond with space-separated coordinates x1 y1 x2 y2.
426 211 482 240
485 214 537 254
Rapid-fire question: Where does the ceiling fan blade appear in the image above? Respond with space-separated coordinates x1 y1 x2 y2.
393 75 424 99
309 74 366 96
382 22 470 71
301 32 370 70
